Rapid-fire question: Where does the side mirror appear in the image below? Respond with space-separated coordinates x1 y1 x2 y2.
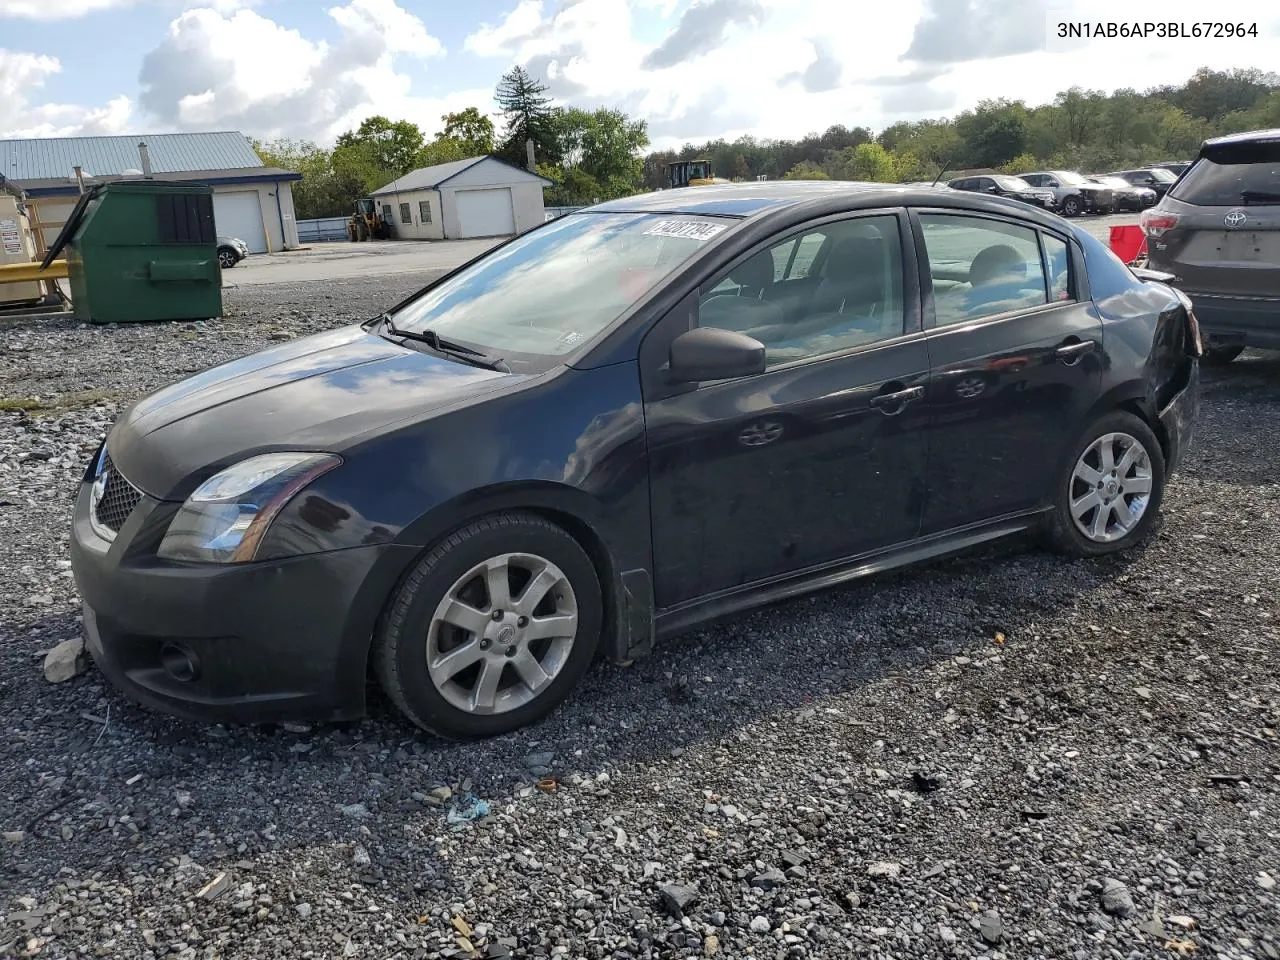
986 185 999 193
668 327 766 384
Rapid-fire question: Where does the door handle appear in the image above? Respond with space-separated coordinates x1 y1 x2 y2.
869 385 924 415
1055 339 1097 365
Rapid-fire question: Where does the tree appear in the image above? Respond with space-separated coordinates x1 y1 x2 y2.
495 66 557 167
832 142 898 182
955 99 1029 168
554 107 649 195
334 116 425 177
255 138 362 219
782 161 830 180
440 107 495 156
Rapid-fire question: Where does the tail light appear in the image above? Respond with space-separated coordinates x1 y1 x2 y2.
1140 209 1180 238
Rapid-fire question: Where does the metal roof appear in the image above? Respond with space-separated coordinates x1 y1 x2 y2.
0 131 263 182
372 155 553 195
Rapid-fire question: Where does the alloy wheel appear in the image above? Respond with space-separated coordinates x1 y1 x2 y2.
1069 431 1153 543
425 552 578 715
218 250 237 269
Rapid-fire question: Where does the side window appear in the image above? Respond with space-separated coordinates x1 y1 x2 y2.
975 178 993 191
697 215 905 368
919 214 1049 326
1022 175 1040 186
1043 234 1072 302
419 201 433 223
399 203 412 224
382 204 394 223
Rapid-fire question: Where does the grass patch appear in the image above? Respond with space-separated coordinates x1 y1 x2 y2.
0 388 119 415
0 396 51 412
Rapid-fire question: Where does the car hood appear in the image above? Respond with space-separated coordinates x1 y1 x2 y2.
108 324 527 499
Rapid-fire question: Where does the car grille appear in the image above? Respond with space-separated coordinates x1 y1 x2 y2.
94 452 143 534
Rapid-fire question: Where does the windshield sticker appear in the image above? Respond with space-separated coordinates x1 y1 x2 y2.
644 220 728 241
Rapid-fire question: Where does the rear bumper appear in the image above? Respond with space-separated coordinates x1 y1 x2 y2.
1180 292 1280 349
1158 361 1199 476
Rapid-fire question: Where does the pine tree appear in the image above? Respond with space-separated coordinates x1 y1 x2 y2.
494 66 557 166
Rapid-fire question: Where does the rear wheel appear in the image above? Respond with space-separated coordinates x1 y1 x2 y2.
374 513 602 739
1061 196 1082 217
1202 344 1244 366
1045 411 1166 557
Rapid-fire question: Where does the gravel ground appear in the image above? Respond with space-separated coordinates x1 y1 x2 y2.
2 272 1280 960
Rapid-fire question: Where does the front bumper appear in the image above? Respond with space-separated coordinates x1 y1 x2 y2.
69 480 413 725
1176 292 1280 350
1158 360 1199 476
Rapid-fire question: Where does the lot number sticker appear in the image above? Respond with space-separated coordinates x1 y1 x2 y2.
644 219 728 241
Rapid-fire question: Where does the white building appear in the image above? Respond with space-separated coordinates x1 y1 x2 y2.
371 156 551 241
0 131 301 255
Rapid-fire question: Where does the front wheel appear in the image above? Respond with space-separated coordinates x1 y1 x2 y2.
374 513 602 739
1061 196 1082 217
1045 411 1166 557
217 248 238 269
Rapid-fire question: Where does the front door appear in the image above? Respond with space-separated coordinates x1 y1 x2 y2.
642 211 931 609
912 210 1104 533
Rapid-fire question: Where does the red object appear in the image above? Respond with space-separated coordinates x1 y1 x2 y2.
1110 225 1147 264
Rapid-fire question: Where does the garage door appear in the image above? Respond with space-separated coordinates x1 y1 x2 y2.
213 191 268 254
454 188 515 239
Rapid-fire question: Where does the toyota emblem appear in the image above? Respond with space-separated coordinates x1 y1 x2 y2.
1224 209 1248 228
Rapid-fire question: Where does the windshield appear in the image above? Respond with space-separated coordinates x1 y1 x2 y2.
1148 168 1177 182
1170 158 1280 206
388 212 730 359
1056 171 1089 186
994 176 1032 191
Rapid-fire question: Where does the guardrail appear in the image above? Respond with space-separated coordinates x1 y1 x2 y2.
296 216 351 243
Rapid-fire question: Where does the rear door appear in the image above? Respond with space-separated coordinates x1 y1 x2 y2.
1148 146 1280 298
912 210 1103 532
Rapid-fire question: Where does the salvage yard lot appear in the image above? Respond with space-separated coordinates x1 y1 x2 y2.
2 264 1279 958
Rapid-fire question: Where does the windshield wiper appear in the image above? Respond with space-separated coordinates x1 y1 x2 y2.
380 314 510 372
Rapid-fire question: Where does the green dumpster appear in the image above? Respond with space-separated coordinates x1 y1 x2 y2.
41 181 223 324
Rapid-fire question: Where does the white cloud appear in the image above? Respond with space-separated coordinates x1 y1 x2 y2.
136 0 457 143
465 0 545 58
0 49 133 139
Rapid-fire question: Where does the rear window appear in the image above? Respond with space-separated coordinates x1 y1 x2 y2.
1171 159 1280 206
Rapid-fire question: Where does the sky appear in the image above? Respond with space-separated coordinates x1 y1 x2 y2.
2 0 1280 152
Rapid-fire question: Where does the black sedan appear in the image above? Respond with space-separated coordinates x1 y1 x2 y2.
70 182 1202 739
946 174 1057 209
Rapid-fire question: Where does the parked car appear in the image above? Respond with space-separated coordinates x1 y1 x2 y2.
1109 167 1179 200
1142 128 1280 365
70 182 1201 739
1153 161 1192 177
1089 175 1158 211
217 235 249 269
1019 171 1116 216
946 174 1056 209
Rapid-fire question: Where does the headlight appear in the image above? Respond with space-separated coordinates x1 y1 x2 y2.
157 452 341 563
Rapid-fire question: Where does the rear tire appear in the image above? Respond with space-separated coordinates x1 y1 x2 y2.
1045 411 1166 558
1202 344 1244 366
374 512 602 740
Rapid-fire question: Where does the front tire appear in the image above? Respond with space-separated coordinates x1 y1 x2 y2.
1061 196 1082 217
1045 411 1166 557
1201 344 1244 366
374 513 602 739
217 248 239 269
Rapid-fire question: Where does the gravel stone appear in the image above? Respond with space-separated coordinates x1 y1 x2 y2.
2 280 1279 959
1101 878 1137 917
42 637 86 682
658 883 698 917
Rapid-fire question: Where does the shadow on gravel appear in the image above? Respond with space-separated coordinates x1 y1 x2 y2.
1 530 1141 903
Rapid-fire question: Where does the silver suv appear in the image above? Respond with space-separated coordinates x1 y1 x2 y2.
1142 128 1280 364
1020 171 1117 217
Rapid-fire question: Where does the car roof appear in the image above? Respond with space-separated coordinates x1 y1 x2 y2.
587 181 914 217
579 180 1071 232
1201 128 1280 148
